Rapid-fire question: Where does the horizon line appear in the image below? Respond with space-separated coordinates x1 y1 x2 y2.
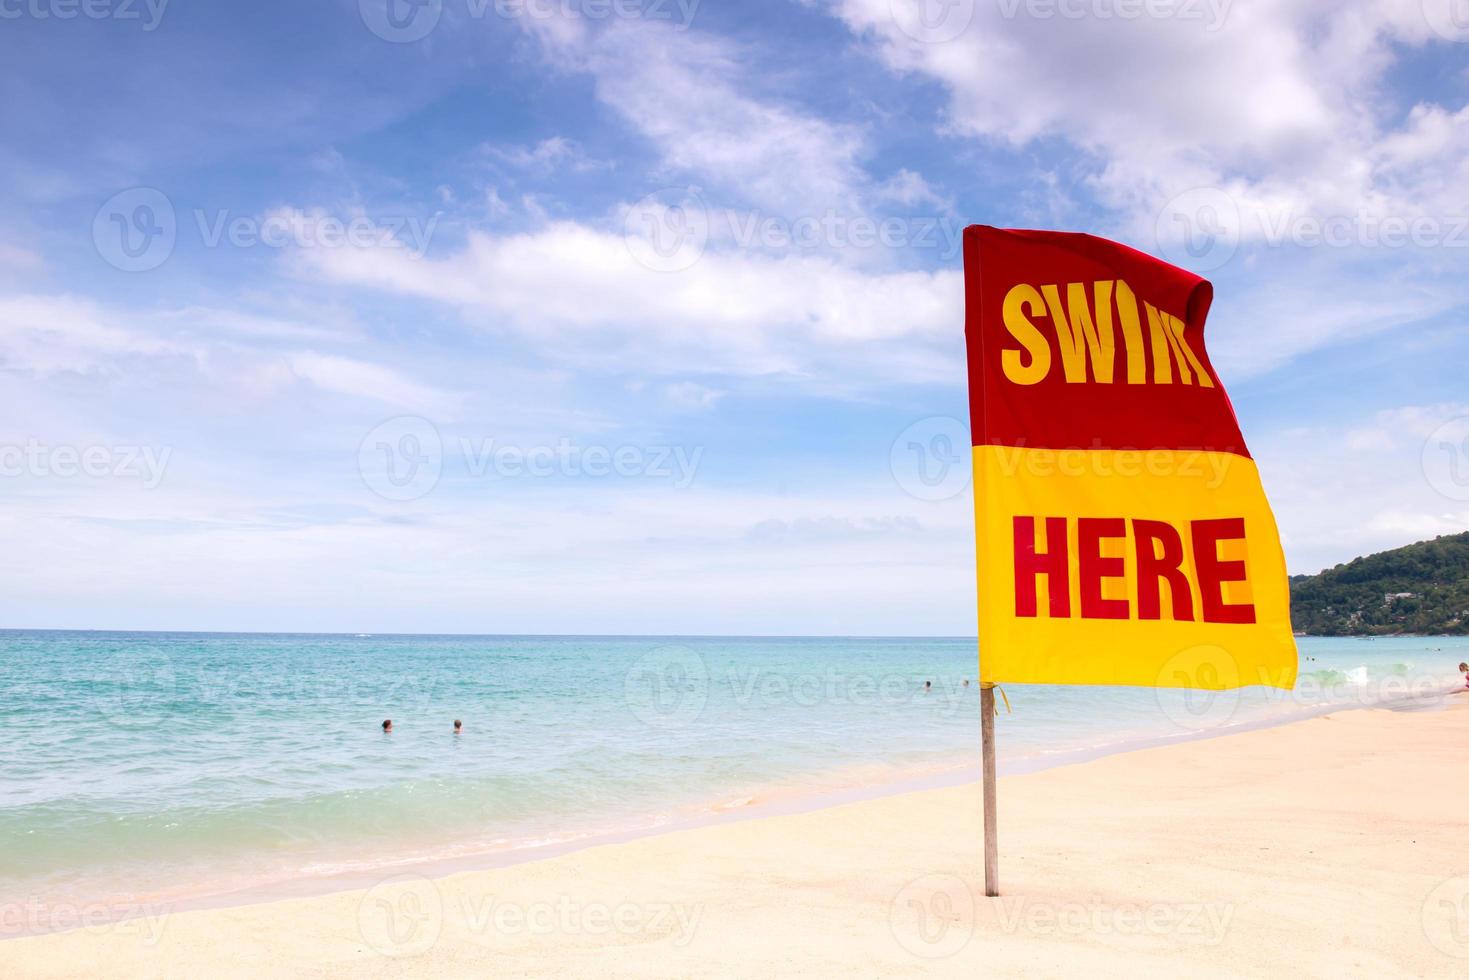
0 627 983 640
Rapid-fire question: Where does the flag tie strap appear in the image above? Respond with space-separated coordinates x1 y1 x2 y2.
980 682 1012 716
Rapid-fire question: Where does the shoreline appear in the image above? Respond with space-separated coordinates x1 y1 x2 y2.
6 680 1463 942
8 697 1467 976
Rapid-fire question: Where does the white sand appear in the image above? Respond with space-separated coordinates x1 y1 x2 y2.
8 700 1469 977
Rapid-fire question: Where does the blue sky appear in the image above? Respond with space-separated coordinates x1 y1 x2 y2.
2 0 1468 633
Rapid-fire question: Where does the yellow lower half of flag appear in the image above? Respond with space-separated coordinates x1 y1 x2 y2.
972 445 1297 690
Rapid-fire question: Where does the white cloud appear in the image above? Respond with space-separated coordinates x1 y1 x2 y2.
874 169 948 208
836 1 1469 232
0 242 45 273
0 294 186 376
1343 404 1469 452
1204 267 1457 379
1255 401 1469 574
833 0 1469 375
288 352 462 416
286 214 963 381
0 293 457 412
841 1 1320 150
1363 507 1469 540
664 381 727 410
485 136 608 174
0 473 978 634
836 1 1430 202
515 14 873 216
162 306 354 344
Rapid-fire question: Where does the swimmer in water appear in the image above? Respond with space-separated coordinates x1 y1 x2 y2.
382 719 392 733
454 719 463 733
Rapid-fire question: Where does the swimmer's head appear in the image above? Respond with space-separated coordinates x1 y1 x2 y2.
454 719 462 731
382 719 392 732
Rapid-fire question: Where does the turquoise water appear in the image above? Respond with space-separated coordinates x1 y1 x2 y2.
2 631 1466 921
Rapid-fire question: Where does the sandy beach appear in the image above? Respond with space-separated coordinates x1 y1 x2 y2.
8 698 1468 978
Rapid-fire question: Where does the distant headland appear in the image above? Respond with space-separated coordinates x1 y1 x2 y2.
1290 532 1469 636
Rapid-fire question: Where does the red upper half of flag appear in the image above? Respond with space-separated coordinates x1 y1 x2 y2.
963 225 1251 458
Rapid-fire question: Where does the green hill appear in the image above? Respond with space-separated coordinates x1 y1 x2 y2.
1289 532 1469 635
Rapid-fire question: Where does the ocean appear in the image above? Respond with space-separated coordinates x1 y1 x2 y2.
2 630 1466 930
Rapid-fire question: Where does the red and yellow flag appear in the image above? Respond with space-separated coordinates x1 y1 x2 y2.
963 226 1296 691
